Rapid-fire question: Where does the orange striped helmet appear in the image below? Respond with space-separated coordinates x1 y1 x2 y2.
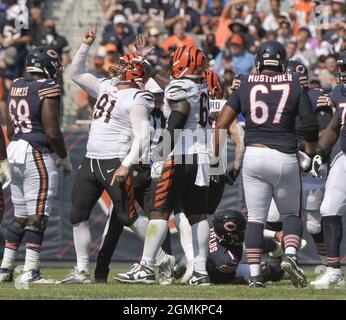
203 70 223 99
108 53 148 84
171 46 207 79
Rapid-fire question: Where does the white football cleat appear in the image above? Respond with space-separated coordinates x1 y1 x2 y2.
0 268 14 282
61 266 92 284
115 262 156 284
310 267 344 289
16 269 60 284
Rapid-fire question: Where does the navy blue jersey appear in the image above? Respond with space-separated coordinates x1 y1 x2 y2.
206 228 243 284
295 88 333 141
227 72 313 153
8 77 62 152
331 85 346 153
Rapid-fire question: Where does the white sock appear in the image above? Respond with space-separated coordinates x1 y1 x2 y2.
130 215 168 265
130 214 148 241
1 248 18 269
73 221 91 272
191 219 209 274
24 248 40 272
141 219 168 267
249 264 261 277
285 247 297 256
175 212 194 262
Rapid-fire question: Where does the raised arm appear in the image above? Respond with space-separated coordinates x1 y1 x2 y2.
70 24 102 99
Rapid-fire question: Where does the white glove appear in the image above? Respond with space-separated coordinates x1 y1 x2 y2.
59 155 72 177
316 95 332 109
297 151 311 172
0 159 11 189
150 161 164 179
311 155 323 179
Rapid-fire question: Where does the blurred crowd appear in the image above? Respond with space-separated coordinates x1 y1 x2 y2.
1 0 346 124
0 0 71 122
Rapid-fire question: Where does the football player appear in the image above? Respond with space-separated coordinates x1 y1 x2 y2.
207 210 285 285
172 70 244 284
310 52 346 287
61 25 172 284
95 78 176 285
267 60 333 263
0 47 71 283
116 45 212 285
214 41 319 288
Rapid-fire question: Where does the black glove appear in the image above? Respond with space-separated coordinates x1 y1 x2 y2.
141 60 158 78
225 167 240 185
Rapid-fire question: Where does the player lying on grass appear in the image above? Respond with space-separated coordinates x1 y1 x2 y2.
174 210 286 285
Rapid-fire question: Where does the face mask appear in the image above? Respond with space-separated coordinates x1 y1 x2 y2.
46 27 55 35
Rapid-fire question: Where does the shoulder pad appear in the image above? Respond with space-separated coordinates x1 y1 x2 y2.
165 79 195 101
133 90 155 110
38 80 62 100
12 78 23 83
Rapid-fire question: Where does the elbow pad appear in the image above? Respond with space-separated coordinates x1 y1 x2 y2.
301 114 319 142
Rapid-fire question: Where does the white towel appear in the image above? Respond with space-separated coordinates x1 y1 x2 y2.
7 140 30 164
195 152 210 187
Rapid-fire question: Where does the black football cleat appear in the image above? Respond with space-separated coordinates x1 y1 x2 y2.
281 255 307 288
187 271 211 286
249 275 266 288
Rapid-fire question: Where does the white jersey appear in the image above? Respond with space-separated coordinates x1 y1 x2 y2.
164 78 210 155
86 79 155 160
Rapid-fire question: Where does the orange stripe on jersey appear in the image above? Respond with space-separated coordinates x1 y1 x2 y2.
155 191 168 202
33 149 48 216
124 176 135 220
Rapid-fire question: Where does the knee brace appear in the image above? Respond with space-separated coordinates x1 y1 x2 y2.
306 210 322 235
6 217 28 249
25 215 48 250
25 215 48 234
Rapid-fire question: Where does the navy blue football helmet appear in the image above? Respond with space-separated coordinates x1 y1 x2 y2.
213 210 246 247
25 46 62 80
255 40 287 73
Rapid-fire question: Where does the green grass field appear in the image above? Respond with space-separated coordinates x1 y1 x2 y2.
0 266 345 300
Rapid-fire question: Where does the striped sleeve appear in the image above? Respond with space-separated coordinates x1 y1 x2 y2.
38 81 62 100
133 90 155 112
165 79 194 101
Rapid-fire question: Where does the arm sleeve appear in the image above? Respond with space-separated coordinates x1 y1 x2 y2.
69 43 102 99
298 89 319 142
122 104 151 168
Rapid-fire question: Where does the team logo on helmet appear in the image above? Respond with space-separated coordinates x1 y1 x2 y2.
171 46 207 79
296 65 305 74
47 49 58 58
223 221 237 232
